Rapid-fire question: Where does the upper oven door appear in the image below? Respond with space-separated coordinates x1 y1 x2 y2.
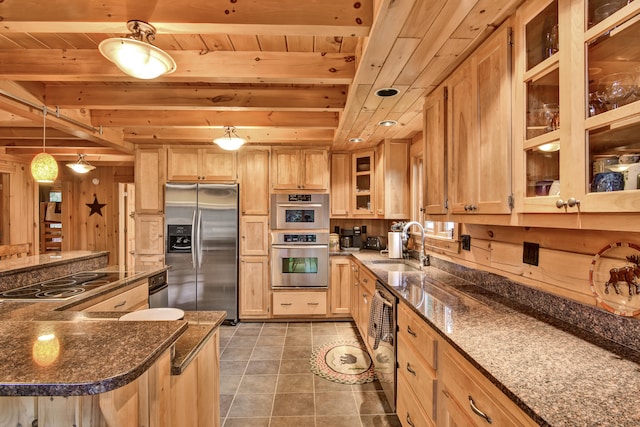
271 194 329 230
271 245 329 288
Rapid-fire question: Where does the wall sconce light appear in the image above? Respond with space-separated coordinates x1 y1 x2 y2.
66 154 96 174
214 126 246 151
30 108 58 183
98 20 176 80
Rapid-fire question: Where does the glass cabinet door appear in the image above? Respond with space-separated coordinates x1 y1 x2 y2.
519 0 563 210
352 151 375 215
581 1 640 212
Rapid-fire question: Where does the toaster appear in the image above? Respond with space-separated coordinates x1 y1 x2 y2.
365 236 387 251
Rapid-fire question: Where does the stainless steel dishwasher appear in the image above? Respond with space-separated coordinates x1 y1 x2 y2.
369 280 398 411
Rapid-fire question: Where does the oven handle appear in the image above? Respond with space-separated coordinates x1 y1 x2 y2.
277 203 324 208
272 245 328 250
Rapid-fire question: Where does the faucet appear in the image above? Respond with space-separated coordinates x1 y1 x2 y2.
402 221 428 268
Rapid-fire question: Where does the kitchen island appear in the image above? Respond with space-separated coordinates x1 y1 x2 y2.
0 254 225 427
349 251 640 426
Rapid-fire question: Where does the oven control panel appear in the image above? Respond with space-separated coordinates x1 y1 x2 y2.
282 234 317 243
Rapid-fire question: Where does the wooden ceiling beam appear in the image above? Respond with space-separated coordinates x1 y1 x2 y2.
123 127 333 143
0 50 356 84
0 0 372 37
90 110 339 128
45 85 347 110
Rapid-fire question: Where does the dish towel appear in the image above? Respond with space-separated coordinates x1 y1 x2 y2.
368 290 394 350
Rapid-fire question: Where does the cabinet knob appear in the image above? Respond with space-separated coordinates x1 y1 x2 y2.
567 197 580 208
555 199 566 209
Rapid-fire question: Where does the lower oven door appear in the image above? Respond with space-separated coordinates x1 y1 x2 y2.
271 245 328 288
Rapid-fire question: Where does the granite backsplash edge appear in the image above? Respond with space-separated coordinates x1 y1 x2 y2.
429 255 640 353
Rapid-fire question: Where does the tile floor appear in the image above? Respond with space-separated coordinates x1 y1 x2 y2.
219 321 401 427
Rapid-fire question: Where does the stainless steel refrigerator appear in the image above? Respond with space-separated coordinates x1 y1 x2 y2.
164 182 238 323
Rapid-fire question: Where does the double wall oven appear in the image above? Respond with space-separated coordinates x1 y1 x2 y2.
271 194 330 289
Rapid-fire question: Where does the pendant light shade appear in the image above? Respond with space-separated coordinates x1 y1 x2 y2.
99 20 176 80
66 154 96 174
31 152 58 183
214 126 246 151
30 109 58 183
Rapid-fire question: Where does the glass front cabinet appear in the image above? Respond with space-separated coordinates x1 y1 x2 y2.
514 0 640 216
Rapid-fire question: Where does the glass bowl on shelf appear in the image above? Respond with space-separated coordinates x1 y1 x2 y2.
599 72 635 109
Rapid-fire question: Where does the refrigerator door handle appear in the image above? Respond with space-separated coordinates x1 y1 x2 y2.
191 210 197 269
196 209 203 269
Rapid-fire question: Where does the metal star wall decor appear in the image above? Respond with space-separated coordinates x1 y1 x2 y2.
86 195 106 217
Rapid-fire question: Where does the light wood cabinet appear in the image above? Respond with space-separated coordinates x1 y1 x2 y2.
439 340 538 426
423 84 448 215
168 147 237 181
330 152 351 217
514 0 640 219
135 214 164 255
135 147 166 214
447 20 513 216
329 256 351 316
356 266 376 346
272 290 327 316
171 330 220 427
240 216 269 256
239 148 270 215
351 150 376 216
397 303 438 425
397 373 435 427
239 256 270 319
271 147 329 191
375 139 410 219
79 280 149 312
350 260 360 318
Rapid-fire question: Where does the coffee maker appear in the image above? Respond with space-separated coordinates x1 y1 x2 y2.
352 226 362 249
340 228 356 248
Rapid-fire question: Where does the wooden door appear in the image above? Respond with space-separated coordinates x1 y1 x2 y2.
301 149 329 190
271 148 301 190
383 139 410 219
330 152 351 217
475 22 512 214
135 148 165 213
239 257 270 318
240 148 270 215
135 215 164 255
200 148 237 181
240 216 269 256
424 85 448 214
330 257 351 315
167 147 200 181
447 60 477 214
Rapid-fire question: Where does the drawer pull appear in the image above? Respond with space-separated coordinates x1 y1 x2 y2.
280 303 293 306
307 302 319 306
406 363 417 376
114 300 127 308
469 395 492 424
406 413 416 427
407 325 418 337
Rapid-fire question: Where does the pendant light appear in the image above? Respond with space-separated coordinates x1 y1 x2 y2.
30 108 58 183
98 20 176 80
66 154 96 174
214 126 246 151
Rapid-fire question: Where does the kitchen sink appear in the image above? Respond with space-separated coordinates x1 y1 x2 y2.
368 260 422 272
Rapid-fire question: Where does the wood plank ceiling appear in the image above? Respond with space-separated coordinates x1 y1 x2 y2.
0 0 523 166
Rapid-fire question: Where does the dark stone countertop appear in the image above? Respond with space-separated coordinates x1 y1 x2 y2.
0 264 225 397
349 251 640 427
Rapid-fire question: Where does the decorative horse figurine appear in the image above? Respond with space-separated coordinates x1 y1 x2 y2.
604 254 640 296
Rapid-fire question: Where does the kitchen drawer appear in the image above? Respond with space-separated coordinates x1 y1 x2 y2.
397 373 435 427
82 283 149 312
397 302 437 370
359 267 376 294
397 332 437 422
272 291 327 316
440 345 537 426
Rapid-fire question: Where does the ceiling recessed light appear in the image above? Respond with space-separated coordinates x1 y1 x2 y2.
375 87 400 98
378 120 398 127
349 137 364 143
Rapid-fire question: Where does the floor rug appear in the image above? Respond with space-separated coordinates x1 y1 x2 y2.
309 340 376 384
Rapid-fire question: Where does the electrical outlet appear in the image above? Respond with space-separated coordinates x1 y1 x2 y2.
523 242 539 266
461 235 471 251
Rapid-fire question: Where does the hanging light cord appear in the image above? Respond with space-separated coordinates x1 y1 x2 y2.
42 107 47 152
